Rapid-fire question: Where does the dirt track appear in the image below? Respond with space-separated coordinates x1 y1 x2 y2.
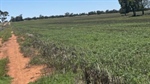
0 34 44 84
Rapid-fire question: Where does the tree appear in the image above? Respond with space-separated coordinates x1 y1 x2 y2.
0 10 9 28
118 0 130 15
32 17 37 20
88 11 97 15
130 0 146 15
39 15 44 19
10 14 23 22
118 0 148 16
10 16 15 22
65 12 70 17
129 0 137 16
97 10 104 14
0 10 9 23
16 14 23 21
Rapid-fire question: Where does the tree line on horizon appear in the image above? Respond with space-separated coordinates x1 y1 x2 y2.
1 0 150 23
10 9 120 22
10 5 150 22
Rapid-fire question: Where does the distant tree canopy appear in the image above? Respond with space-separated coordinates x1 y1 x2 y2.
10 14 23 22
0 10 9 23
118 0 150 16
10 9 120 22
21 9 119 21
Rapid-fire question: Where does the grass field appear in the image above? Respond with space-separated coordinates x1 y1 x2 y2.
12 13 150 84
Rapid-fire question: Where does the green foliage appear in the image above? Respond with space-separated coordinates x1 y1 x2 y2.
0 59 11 84
0 59 8 77
12 14 150 83
118 0 149 15
29 71 76 84
10 14 23 22
0 10 9 23
0 28 12 43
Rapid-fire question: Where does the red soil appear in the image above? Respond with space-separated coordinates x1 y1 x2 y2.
0 34 45 84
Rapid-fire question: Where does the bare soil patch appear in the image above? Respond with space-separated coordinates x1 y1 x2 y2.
0 34 45 84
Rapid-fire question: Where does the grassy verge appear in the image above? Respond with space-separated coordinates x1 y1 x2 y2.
0 26 12 84
0 28 12 43
29 71 77 84
0 58 11 84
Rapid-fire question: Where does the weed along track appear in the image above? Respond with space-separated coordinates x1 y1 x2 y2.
1 33 44 84
0 38 9 59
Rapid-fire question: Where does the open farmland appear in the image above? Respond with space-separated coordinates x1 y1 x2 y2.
12 14 150 84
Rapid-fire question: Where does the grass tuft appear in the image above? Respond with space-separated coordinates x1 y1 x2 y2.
0 58 11 84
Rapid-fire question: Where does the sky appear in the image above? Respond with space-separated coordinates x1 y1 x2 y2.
0 0 120 20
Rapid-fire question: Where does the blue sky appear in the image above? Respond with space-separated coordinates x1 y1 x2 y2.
0 0 120 20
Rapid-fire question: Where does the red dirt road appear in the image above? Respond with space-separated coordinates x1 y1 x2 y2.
0 34 44 84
